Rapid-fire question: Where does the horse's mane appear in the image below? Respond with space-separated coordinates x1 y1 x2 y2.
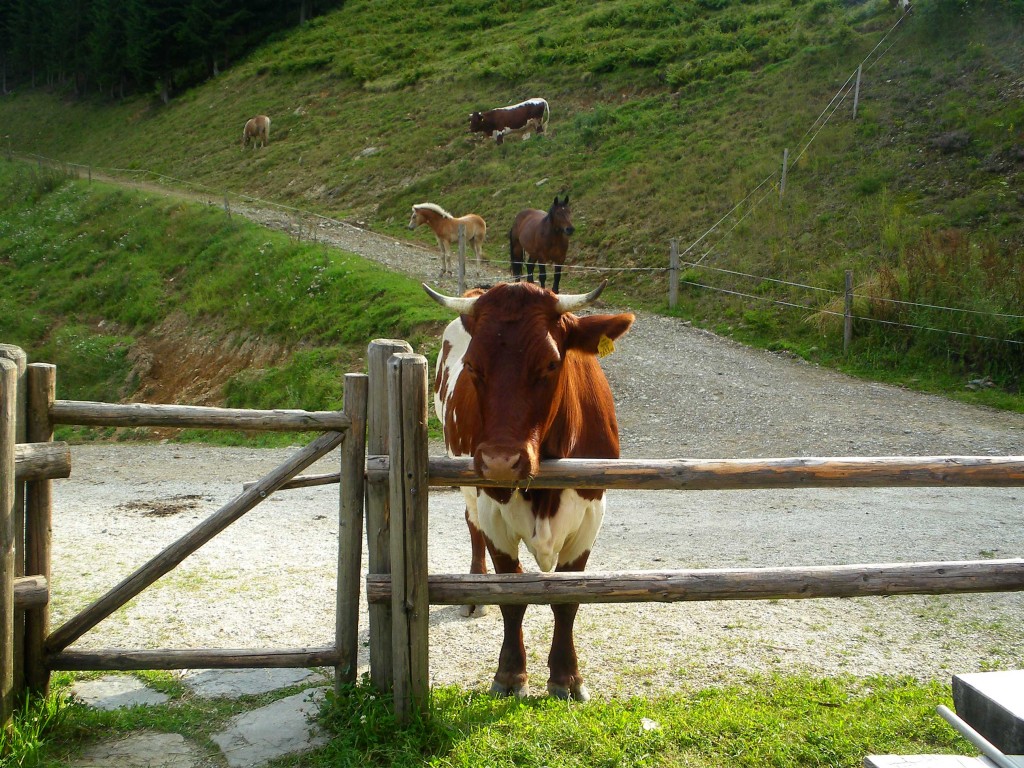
413 202 453 219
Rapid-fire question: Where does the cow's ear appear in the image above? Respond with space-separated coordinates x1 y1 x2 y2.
565 313 634 355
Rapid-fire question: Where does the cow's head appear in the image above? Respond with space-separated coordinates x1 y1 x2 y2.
549 194 574 237
469 112 483 132
425 281 633 484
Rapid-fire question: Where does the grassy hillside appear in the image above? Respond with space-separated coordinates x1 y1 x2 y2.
0 162 451 441
0 0 1022 411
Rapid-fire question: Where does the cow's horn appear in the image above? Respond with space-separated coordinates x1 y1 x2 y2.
555 281 607 313
423 283 478 313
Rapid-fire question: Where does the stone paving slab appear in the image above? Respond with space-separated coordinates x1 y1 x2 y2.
71 675 171 710
211 687 329 768
182 667 322 698
69 732 203 768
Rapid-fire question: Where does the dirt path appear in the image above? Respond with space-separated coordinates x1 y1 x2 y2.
48 184 1024 698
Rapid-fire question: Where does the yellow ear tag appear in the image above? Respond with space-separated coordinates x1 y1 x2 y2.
597 335 615 358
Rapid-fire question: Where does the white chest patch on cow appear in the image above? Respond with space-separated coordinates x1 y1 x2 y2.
478 490 605 573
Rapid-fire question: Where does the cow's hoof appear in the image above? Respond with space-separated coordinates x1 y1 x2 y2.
547 681 590 702
490 680 530 698
459 604 490 618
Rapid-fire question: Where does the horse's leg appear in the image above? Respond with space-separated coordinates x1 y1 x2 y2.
461 488 489 618
436 237 449 276
552 264 563 294
537 262 547 289
509 233 524 282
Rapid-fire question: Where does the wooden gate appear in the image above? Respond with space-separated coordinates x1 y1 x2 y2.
1 343 368 732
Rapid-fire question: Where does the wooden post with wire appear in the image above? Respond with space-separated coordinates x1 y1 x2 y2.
780 148 789 200
458 223 466 295
844 270 854 354
853 65 863 120
669 239 680 310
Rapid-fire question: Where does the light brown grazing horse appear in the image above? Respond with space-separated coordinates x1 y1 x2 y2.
407 203 487 276
242 115 271 149
509 194 574 293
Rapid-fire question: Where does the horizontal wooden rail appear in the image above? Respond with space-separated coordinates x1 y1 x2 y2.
14 442 70 481
365 455 1024 490
366 559 1024 606
13 575 48 609
51 400 351 432
49 646 339 671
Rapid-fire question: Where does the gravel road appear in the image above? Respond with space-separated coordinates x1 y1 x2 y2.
49 205 1024 698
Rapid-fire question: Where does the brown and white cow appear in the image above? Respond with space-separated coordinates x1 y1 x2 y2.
469 98 549 144
242 115 271 149
426 280 634 701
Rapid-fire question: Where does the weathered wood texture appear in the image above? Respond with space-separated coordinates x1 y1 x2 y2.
416 455 1024 490
336 373 368 690
0 345 26 703
49 646 339 671
366 559 1024 606
387 353 430 724
14 442 70 481
50 400 351 432
13 576 47 609
45 429 346 654
365 340 410 694
25 363 55 694
0 357 16 730
268 454 1024 493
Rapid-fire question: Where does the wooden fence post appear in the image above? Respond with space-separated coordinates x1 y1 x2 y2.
24 363 55 695
852 65 862 120
336 373 368 690
457 223 466 295
1 357 17 731
780 148 789 200
844 270 854 355
0 345 26 701
365 340 411 694
669 239 680 310
387 353 429 724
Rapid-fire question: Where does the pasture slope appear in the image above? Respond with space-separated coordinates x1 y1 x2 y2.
0 0 1021 409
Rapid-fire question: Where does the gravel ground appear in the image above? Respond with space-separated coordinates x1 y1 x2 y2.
49 204 1024 698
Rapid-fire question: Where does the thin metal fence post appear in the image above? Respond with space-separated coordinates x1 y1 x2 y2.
853 65 862 120
780 148 789 200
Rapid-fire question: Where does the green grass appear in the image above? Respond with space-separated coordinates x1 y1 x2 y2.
0 160 452 443
3 673 976 767
0 0 1022 410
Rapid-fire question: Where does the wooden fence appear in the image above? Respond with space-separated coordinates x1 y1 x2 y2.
0 343 368 733
5 338 1024 732
352 342 1024 724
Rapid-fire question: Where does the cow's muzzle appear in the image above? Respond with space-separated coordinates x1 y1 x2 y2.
475 443 534 483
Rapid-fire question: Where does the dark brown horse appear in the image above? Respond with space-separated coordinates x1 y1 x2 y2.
508 194 574 293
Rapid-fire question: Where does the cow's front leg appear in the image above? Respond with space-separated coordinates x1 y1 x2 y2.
460 490 489 618
548 551 590 701
487 546 529 697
